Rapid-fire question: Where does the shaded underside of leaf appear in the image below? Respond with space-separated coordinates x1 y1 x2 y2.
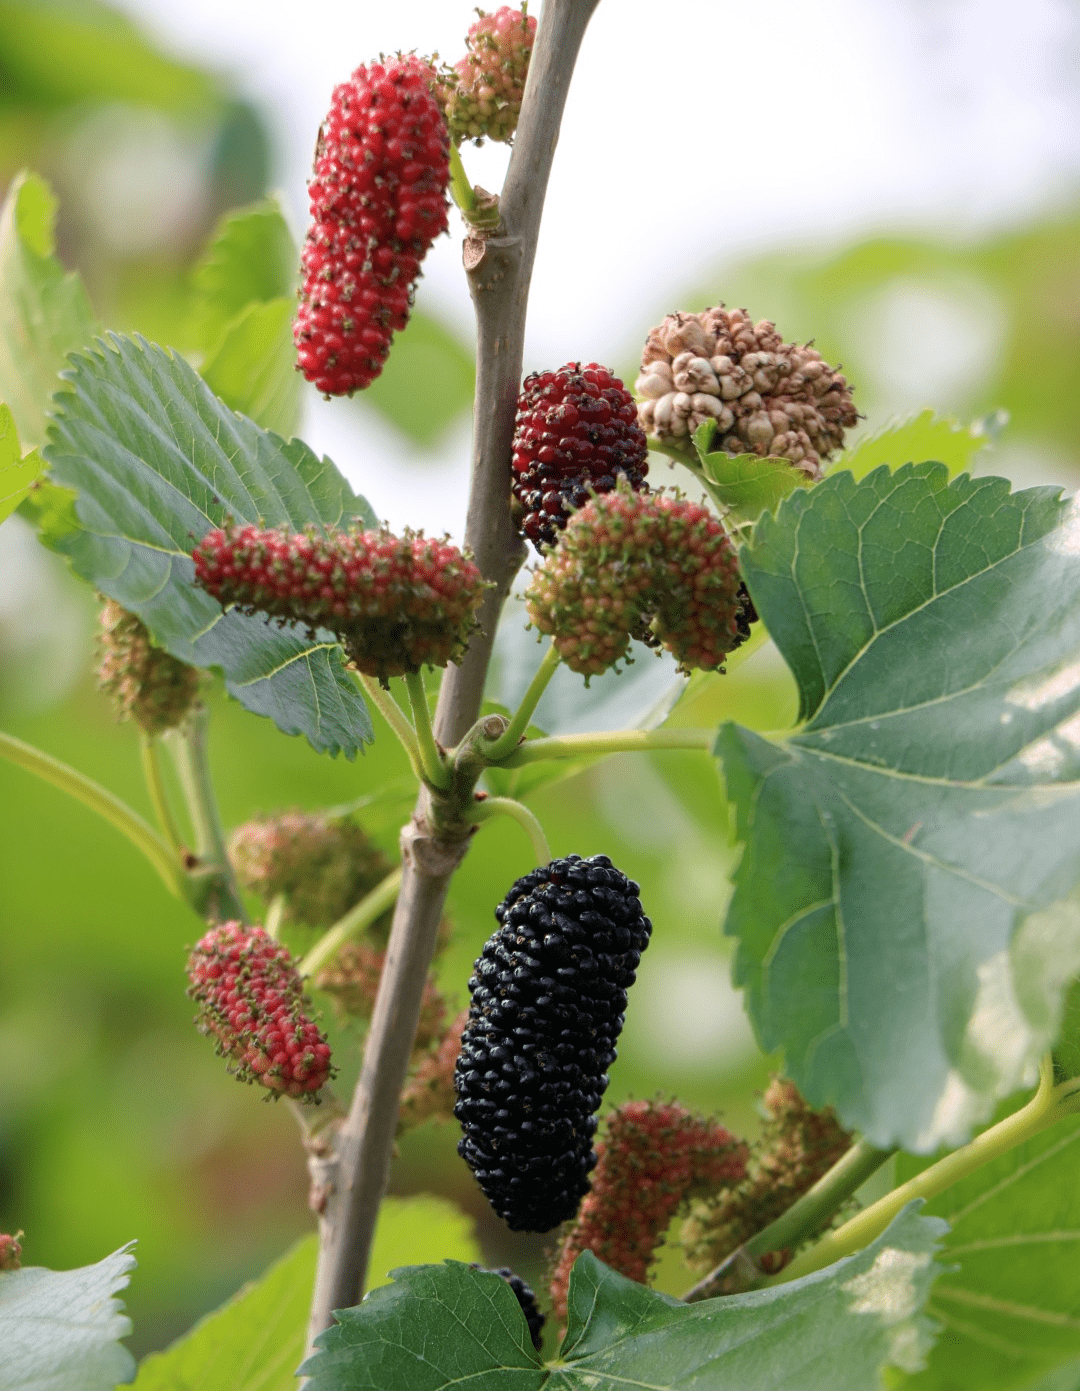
39 333 376 756
722 464 1080 1149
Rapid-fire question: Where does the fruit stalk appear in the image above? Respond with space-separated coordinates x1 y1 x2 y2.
304 0 601 1345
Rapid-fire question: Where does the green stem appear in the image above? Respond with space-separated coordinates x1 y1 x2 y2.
448 142 477 216
504 727 714 766
482 643 561 762
776 1056 1074 1285
683 1139 895 1302
469 796 551 864
265 893 287 941
404 672 452 790
0 728 181 896
165 707 245 922
299 868 404 978
356 674 422 780
139 733 185 854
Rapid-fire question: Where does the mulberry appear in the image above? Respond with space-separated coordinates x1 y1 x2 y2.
454 854 652 1232
511 363 649 551
0 1232 22 1271
549 1101 747 1321
228 811 392 930
472 1265 545 1349
295 55 450 395
192 522 487 685
441 6 537 145
187 922 332 1099
636 306 857 474
97 599 200 735
399 1008 468 1132
525 482 755 678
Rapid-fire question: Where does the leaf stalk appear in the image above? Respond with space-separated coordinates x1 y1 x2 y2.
481 641 561 762
469 795 551 864
298 867 404 978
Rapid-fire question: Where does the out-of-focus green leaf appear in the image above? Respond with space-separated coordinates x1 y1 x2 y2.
302 1206 945 1390
189 201 297 355
0 402 41 522
836 411 990 482
0 1242 137 1390
0 170 98 447
201 299 301 438
0 0 216 110
39 333 376 757
133 1199 480 1391
361 311 474 447
692 420 812 523
721 463 1080 1150
895 1114 1080 1391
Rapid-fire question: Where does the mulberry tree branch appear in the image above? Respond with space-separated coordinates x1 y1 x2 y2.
305 0 601 1347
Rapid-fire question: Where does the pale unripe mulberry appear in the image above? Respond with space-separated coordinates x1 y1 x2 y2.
454 854 652 1232
399 1009 468 1132
187 922 332 1099
192 522 487 685
97 600 199 735
441 6 537 145
637 306 858 473
295 55 450 394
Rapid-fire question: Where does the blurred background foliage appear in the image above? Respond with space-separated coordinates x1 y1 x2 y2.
0 0 1078 1362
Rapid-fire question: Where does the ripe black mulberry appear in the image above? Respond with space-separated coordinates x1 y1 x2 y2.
454 854 652 1232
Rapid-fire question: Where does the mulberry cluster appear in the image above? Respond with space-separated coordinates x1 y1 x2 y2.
399 1008 468 1132
192 522 487 684
0 1232 22 1271
97 599 200 735
228 812 391 930
187 922 332 1099
454 854 652 1233
441 6 537 145
682 1076 852 1280
636 307 858 473
511 363 649 551
315 938 447 1050
295 55 450 395
549 1100 748 1322
526 483 756 679
471 1266 545 1350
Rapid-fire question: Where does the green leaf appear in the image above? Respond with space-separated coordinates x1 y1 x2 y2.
0 403 42 523
0 1242 137 1390
721 463 1080 1149
132 1198 480 1391
361 311 475 447
201 300 301 438
39 333 377 757
301 1205 945 1390
0 171 99 447
835 411 990 482
189 201 297 355
895 1114 1080 1391
692 420 813 523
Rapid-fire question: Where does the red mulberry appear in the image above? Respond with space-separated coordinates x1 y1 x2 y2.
441 6 537 145
454 854 652 1232
97 599 199 735
187 921 332 1099
0 1232 22 1271
192 522 487 685
295 55 450 395
511 363 649 551
549 1100 748 1321
525 483 756 678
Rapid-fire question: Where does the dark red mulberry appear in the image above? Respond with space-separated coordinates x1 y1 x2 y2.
192 522 487 684
511 363 649 551
187 922 333 1099
295 55 450 395
471 1265 545 1349
453 854 652 1232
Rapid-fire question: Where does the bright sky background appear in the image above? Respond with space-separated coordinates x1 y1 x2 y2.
108 0 1080 532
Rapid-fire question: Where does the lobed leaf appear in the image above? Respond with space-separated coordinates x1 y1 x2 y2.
301 1205 945 1390
0 403 42 524
0 171 99 448
0 1242 137 1390
721 463 1080 1149
38 333 376 757
692 420 812 523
